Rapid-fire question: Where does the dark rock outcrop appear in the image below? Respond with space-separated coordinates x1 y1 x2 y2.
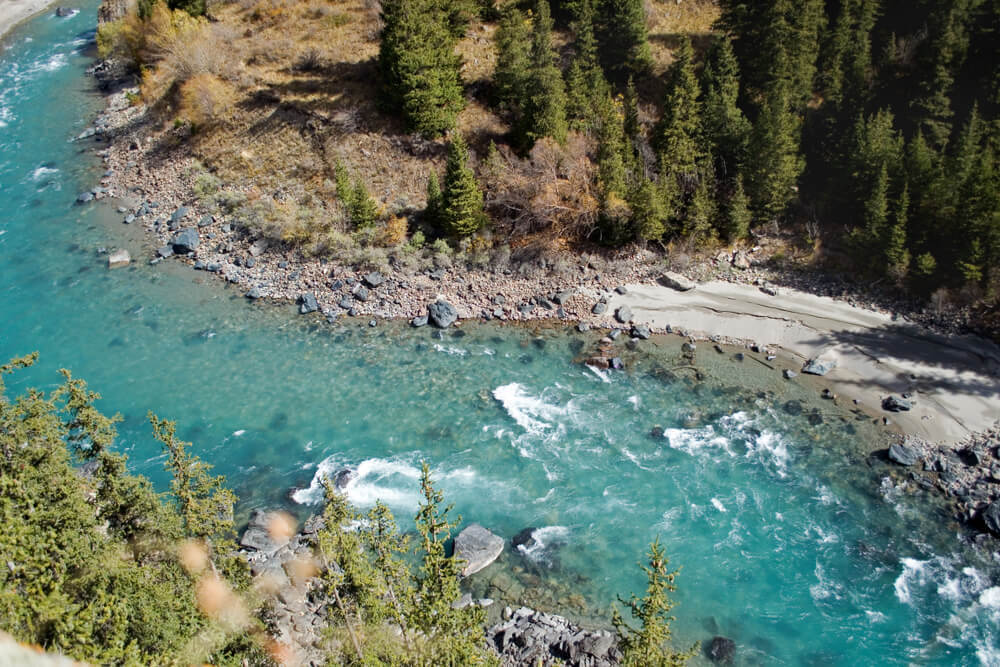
170 228 199 254
428 300 458 329
488 607 621 667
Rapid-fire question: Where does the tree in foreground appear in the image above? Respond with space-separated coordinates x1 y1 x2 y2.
613 538 698 666
595 0 652 83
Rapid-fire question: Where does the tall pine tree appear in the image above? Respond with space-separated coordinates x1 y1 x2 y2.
517 0 569 149
378 0 465 136
595 0 652 83
700 35 751 181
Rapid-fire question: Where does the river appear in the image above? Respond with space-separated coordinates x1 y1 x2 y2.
1 6 998 664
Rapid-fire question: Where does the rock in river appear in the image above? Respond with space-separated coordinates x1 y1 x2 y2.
454 523 504 576
428 299 458 329
170 228 199 254
107 249 130 268
706 636 736 664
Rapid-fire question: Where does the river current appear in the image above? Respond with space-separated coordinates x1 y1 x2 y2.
2 7 998 664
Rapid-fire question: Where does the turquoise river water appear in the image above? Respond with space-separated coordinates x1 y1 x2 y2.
2 6 999 665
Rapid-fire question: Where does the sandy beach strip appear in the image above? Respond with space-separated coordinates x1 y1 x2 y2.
607 280 1000 446
0 0 62 41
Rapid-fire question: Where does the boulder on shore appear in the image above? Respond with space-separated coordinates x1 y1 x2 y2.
888 441 921 466
454 523 504 576
298 293 319 314
428 299 458 329
882 395 913 412
802 357 836 376
660 271 697 291
170 228 199 254
982 500 1000 536
615 305 633 324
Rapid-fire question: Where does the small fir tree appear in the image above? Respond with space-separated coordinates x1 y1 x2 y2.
724 175 752 242
440 133 486 237
595 0 652 83
613 538 698 666
517 0 568 149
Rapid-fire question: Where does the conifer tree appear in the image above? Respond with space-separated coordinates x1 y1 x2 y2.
747 85 804 222
595 0 652 83
613 538 698 667
684 172 716 243
517 0 569 149
700 35 751 181
494 6 531 111
409 463 488 662
378 0 465 136
595 95 632 245
440 133 486 237
654 38 702 184
886 181 910 278
565 0 607 129
859 161 890 260
630 178 667 241
723 175 752 242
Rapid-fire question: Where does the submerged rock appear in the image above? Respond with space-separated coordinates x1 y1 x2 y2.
107 249 130 268
706 636 736 664
454 523 504 576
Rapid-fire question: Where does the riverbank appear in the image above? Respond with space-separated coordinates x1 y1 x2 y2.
0 0 63 41
83 83 1000 450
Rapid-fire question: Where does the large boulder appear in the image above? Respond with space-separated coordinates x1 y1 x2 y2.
362 271 384 288
299 293 319 314
614 305 633 324
170 228 200 254
802 357 836 376
882 395 913 412
982 501 1000 536
240 509 291 556
454 523 504 576
660 271 697 291
428 300 458 329
888 441 921 466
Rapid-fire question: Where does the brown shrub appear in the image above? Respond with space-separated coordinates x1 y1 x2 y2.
376 215 408 247
482 134 599 239
178 73 237 127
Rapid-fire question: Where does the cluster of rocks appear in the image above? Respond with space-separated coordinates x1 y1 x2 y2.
487 607 621 667
883 429 1000 545
238 510 329 666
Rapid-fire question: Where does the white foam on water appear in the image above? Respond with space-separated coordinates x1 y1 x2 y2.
810 562 843 602
980 587 1000 609
745 430 790 477
656 507 683 532
533 488 555 503
516 526 570 564
865 610 886 623
894 558 930 605
492 382 587 462
664 425 730 457
34 52 67 73
231 429 246 437
711 498 727 513
585 365 611 383
292 456 422 508
433 343 467 356
627 395 640 409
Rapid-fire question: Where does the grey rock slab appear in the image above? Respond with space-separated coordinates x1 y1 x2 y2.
614 305 633 324
107 249 130 268
888 441 921 466
454 523 504 576
660 271 696 291
170 228 200 254
802 357 836 376
299 293 319 314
